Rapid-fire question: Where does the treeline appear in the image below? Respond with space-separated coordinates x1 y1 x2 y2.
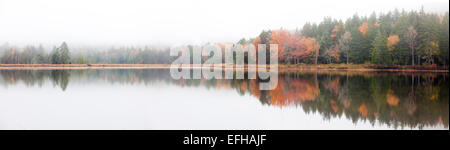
0 8 448 66
70 46 172 64
245 8 449 66
0 42 172 64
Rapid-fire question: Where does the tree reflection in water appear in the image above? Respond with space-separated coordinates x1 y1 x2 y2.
0 69 448 129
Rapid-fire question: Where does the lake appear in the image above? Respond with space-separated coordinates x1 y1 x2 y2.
0 69 448 130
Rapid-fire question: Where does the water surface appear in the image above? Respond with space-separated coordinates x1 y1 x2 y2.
0 69 448 130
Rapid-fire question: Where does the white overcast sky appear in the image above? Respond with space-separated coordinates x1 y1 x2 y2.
0 0 448 47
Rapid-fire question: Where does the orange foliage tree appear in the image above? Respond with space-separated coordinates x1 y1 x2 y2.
324 44 340 63
252 30 320 64
387 35 400 51
331 25 339 40
269 30 289 61
295 37 319 64
359 21 369 37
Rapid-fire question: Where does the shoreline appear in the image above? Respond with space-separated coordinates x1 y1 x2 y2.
0 64 448 72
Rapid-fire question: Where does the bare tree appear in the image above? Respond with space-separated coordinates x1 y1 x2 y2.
404 26 418 65
339 31 352 64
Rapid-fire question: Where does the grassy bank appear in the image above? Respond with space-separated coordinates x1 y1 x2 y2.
0 64 171 68
279 64 449 72
0 63 448 72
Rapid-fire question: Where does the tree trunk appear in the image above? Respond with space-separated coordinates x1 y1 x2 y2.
418 55 420 65
315 55 318 65
346 52 349 64
411 46 414 66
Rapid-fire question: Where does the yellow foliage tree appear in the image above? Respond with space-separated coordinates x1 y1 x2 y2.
387 35 400 51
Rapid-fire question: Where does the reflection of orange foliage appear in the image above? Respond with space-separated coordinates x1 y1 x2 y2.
286 79 319 102
178 78 186 86
407 103 417 115
250 80 261 99
330 99 339 113
264 76 319 106
269 81 287 106
358 103 368 117
216 80 232 89
424 85 440 101
323 78 341 95
437 117 442 125
199 79 207 86
359 22 369 36
386 89 399 106
240 81 248 92
342 98 351 108
129 75 138 83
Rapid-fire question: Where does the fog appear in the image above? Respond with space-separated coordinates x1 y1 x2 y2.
0 0 448 48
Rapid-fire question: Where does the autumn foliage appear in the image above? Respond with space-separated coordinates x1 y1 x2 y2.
359 21 369 37
330 25 339 39
252 29 319 63
387 35 400 51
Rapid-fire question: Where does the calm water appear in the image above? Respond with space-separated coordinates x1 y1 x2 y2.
0 69 448 130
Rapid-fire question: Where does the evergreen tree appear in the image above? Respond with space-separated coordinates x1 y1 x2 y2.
371 31 389 64
439 12 449 66
51 42 71 64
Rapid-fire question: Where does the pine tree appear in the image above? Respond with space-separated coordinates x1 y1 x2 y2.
371 31 389 64
439 12 449 66
59 42 71 64
51 42 71 64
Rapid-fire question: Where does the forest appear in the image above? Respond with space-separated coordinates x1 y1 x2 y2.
0 8 448 66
